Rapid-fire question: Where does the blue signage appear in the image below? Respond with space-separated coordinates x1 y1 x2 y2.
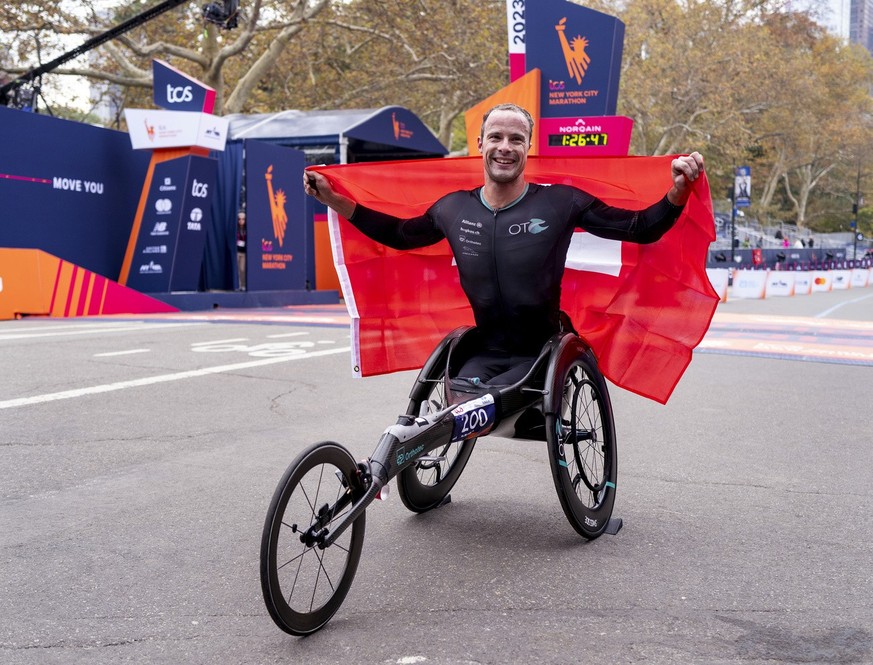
524 0 624 118
152 59 216 114
172 157 216 290
244 141 307 291
735 166 751 208
0 106 148 278
126 155 217 292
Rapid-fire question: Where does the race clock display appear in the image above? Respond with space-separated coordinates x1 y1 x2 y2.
547 132 609 147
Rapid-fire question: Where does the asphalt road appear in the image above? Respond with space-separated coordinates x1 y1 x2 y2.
1 289 872 665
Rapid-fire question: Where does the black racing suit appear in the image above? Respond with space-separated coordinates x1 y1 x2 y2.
348 183 683 383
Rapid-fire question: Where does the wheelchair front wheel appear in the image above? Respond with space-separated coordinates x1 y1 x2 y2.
396 371 477 513
546 350 617 539
260 441 366 635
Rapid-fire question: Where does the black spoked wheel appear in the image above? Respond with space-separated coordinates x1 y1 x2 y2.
546 350 617 539
396 372 476 513
260 441 366 635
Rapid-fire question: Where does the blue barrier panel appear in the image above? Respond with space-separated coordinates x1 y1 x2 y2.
0 106 149 278
125 155 217 292
244 140 307 291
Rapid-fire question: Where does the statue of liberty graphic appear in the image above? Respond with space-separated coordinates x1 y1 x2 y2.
264 165 288 247
555 17 591 85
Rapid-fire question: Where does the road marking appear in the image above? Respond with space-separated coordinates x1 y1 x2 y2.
815 292 873 319
0 346 350 410
190 340 317 357
94 349 150 357
266 332 309 338
0 322 199 341
190 337 249 346
0 321 130 333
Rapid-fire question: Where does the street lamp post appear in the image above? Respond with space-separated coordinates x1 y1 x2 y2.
853 162 861 261
730 184 737 260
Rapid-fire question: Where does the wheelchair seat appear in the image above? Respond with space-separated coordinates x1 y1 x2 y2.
408 316 583 442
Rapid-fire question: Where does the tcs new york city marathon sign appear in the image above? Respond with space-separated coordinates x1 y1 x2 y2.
508 0 624 118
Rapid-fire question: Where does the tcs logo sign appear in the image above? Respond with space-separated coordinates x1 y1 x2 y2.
191 179 209 198
166 84 194 104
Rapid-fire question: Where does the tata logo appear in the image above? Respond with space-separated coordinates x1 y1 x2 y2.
166 84 194 104
509 219 550 235
188 208 203 230
191 179 208 198
555 17 591 84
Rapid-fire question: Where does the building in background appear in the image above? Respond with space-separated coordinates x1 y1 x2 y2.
849 0 873 52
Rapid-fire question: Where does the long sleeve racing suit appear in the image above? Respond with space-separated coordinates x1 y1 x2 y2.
347 183 684 358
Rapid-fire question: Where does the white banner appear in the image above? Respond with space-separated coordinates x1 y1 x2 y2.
851 268 870 288
706 268 729 302
811 271 832 292
832 269 852 290
125 109 228 151
731 269 768 299
794 272 812 295
765 270 795 297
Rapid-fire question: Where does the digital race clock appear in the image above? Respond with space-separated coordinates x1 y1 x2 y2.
547 132 609 147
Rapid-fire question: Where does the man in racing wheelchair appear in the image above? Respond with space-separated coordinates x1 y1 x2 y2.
304 103 705 393
260 107 707 637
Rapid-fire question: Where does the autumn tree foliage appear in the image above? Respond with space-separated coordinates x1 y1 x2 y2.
3 0 873 229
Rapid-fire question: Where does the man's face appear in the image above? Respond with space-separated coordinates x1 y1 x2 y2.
477 109 531 185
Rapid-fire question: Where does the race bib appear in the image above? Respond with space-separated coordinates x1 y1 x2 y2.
450 394 496 442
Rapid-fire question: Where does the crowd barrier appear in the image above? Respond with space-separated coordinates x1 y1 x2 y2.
707 267 873 301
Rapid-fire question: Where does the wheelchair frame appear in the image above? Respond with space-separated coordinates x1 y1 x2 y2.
260 326 621 636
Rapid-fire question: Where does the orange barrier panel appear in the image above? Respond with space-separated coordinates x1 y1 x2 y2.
0 248 58 318
313 213 340 292
464 69 542 156
0 248 178 320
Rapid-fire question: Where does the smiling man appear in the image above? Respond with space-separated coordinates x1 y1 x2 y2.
304 103 704 386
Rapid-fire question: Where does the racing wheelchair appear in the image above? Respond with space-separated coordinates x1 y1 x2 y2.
260 323 621 636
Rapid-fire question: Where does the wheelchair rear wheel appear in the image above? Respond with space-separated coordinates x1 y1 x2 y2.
396 369 477 513
260 441 366 635
546 349 617 539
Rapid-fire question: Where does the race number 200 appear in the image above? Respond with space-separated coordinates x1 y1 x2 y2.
450 394 496 442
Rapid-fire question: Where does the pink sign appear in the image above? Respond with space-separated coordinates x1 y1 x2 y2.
537 115 633 156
